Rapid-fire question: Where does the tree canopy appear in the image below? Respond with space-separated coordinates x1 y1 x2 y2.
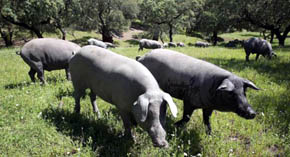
239 0 290 46
0 0 289 46
139 0 199 42
75 0 139 42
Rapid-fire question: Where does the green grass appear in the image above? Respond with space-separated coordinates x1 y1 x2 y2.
0 32 290 156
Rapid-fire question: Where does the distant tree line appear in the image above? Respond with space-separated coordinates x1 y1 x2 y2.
0 0 289 47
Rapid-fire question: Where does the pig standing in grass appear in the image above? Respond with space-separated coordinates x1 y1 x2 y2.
87 38 107 49
177 42 185 47
69 45 178 147
168 42 177 48
244 37 277 61
18 38 80 84
138 39 163 51
195 41 210 48
137 49 259 134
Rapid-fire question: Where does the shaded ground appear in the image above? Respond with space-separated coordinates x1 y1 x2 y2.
121 28 143 41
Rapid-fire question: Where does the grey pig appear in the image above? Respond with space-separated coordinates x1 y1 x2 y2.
139 39 163 51
137 49 259 134
244 37 277 61
87 38 107 49
69 45 178 147
18 38 80 84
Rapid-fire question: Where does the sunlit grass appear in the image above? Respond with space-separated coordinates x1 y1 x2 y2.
0 32 289 156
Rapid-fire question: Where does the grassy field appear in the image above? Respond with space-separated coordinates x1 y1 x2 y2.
0 31 289 156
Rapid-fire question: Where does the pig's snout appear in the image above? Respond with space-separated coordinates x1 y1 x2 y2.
149 125 168 148
237 106 256 119
243 106 256 119
247 107 256 119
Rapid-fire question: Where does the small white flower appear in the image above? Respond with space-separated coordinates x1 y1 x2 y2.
16 104 20 107
38 112 42 118
184 152 188 156
261 112 265 116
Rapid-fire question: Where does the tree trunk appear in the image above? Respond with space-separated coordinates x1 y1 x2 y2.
262 30 267 40
59 27 66 40
1 13 46 38
0 29 13 47
270 30 274 43
32 28 43 38
212 31 218 46
101 27 113 43
152 27 159 41
273 29 287 46
159 30 164 43
168 23 173 42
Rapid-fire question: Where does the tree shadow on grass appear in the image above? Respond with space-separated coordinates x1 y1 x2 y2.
4 81 33 89
42 107 134 156
70 36 93 47
201 57 290 85
240 33 260 38
254 91 290 142
125 39 139 46
4 75 67 90
46 75 67 84
272 45 290 52
166 117 202 155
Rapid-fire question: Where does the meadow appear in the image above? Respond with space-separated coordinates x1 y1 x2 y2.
0 31 289 156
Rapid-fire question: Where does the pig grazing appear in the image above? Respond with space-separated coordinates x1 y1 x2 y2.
195 41 210 48
69 45 178 147
244 37 276 61
87 38 107 49
104 42 116 48
168 42 177 48
139 39 163 51
19 38 80 84
137 49 259 134
177 42 185 47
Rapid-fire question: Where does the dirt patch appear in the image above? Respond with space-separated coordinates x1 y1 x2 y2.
120 28 143 41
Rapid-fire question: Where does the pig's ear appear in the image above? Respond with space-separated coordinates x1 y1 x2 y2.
163 93 178 118
217 79 235 91
243 79 260 90
133 94 149 122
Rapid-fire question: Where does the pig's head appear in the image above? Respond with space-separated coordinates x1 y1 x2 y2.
132 91 177 148
264 41 276 59
215 76 259 119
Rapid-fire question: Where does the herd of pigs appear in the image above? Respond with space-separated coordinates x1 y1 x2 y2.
15 36 276 147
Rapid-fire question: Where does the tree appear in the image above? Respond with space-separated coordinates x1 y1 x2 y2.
76 0 139 42
192 0 239 45
1 0 65 38
139 0 198 42
0 19 14 47
240 0 290 46
0 0 14 46
51 0 80 40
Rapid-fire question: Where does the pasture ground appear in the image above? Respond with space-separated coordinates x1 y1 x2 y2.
0 31 289 156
